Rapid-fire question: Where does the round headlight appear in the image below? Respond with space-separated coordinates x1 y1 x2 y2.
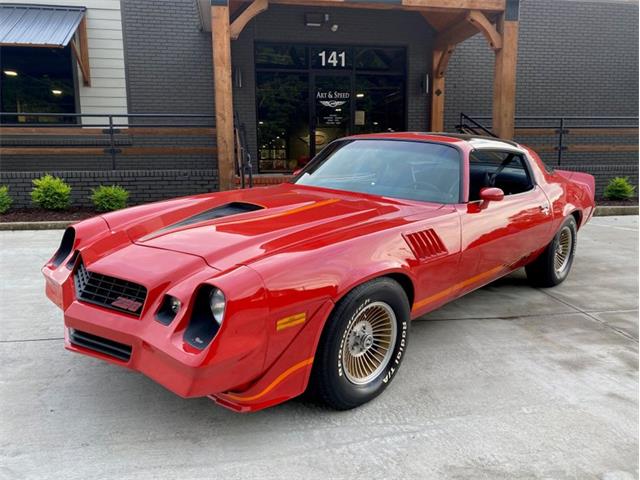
209 288 226 325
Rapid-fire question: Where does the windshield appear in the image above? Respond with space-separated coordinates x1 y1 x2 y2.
294 139 461 203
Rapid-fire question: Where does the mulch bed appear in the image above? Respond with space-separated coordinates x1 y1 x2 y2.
0 208 96 223
1 199 637 223
597 199 639 206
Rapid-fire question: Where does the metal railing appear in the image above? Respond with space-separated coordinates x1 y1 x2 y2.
457 113 639 165
234 112 253 188
0 112 217 170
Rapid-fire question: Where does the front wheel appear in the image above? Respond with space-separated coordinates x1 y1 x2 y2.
310 278 410 410
526 216 577 287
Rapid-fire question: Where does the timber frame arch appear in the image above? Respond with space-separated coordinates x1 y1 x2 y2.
204 0 520 190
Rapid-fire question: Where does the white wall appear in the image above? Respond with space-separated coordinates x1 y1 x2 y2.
0 0 128 125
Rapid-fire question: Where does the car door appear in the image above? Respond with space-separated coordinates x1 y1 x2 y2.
456 149 553 295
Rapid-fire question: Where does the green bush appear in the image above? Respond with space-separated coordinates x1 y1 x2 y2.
604 177 636 201
91 184 129 212
31 175 72 210
0 186 13 214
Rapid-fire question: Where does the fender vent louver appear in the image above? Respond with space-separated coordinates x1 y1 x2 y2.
404 229 447 260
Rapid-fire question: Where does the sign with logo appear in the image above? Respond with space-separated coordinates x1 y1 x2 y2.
317 90 349 126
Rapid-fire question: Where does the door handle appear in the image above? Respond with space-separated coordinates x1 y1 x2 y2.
539 204 550 215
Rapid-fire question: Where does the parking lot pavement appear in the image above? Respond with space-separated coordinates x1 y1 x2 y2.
0 216 637 480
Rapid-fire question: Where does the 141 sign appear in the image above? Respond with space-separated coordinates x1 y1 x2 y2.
316 50 348 68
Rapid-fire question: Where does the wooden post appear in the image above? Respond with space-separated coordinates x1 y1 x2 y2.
431 49 446 132
211 3 235 191
492 1 519 139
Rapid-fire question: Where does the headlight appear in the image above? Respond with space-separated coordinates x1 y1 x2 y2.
209 288 226 325
156 295 181 325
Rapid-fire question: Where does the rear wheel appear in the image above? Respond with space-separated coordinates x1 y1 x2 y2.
525 216 577 287
310 278 410 410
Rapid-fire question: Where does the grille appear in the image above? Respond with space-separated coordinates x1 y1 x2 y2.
70 329 132 362
404 229 447 260
74 261 147 317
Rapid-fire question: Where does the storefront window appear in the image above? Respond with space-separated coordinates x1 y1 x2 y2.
0 46 77 123
256 72 310 172
355 47 405 72
254 43 406 173
354 75 405 134
255 44 307 69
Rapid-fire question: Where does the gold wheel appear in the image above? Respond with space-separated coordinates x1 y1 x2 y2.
341 301 397 385
554 225 573 275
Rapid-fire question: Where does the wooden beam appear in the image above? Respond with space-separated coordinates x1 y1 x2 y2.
230 0 268 40
431 49 446 132
467 10 502 50
121 146 217 156
212 5 236 191
566 144 639 153
0 147 105 156
71 16 91 86
492 13 519 138
434 10 502 50
401 0 504 11
266 0 505 13
0 127 106 136
434 15 479 49
435 45 455 78
420 11 465 31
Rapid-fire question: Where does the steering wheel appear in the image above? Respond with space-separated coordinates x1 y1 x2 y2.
413 179 458 201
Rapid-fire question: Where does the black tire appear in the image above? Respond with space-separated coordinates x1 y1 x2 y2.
525 216 577 288
310 277 410 410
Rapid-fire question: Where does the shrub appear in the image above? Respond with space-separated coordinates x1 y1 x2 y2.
31 175 72 210
91 184 129 212
0 186 13 214
604 177 636 201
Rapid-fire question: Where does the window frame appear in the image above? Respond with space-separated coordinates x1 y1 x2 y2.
292 138 465 204
0 45 80 124
467 148 538 202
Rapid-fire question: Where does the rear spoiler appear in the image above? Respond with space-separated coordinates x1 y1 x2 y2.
556 169 596 202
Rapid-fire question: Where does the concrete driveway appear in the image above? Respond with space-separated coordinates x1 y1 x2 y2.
0 216 637 480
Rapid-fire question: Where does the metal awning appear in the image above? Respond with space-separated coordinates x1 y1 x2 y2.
0 4 86 47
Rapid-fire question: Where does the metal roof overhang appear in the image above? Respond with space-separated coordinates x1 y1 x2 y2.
0 4 86 47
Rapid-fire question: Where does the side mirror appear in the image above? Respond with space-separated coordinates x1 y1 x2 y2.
479 187 504 202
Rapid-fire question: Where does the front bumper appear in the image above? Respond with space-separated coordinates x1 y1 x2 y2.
43 246 270 399
43 241 332 412
60 297 266 398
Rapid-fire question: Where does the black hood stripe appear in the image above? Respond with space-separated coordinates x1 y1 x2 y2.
149 202 264 237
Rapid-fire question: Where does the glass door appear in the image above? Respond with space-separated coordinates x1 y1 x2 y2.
311 73 352 157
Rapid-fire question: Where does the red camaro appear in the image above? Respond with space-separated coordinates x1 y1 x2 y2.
43 133 595 412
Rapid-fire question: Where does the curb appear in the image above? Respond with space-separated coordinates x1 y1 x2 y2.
0 220 74 231
0 205 637 231
593 205 639 217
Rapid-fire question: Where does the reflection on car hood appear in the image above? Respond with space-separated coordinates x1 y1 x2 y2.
128 184 446 271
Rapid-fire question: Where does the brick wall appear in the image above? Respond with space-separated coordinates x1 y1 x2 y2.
1 170 218 208
121 0 214 115
445 0 639 194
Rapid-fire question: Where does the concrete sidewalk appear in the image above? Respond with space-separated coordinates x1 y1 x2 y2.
0 216 637 480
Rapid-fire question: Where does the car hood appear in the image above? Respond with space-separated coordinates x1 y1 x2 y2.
126 184 445 271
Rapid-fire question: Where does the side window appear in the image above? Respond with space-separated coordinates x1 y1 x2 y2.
468 150 534 201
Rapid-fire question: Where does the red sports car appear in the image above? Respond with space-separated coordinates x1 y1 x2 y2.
43 133 595 412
